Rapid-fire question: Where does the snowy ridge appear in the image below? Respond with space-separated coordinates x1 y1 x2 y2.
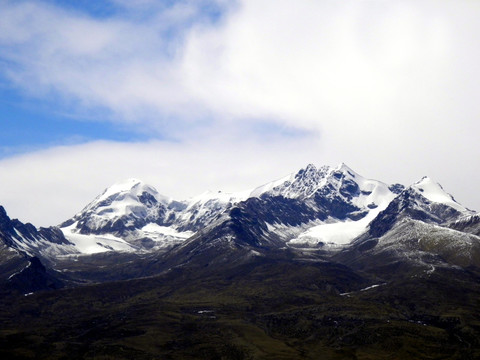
59 179 253 254
252 164 331 199
253 163 394 206
173 190 251 231
411 177 469 213
364 218 480 269
50 163 476 256
332 163 395 210
249 173 294 198
448 212 480 236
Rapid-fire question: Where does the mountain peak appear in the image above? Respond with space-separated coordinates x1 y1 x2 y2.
88 178 168 208
409 176 469 213
0 205 8 219
332 162 359 177
65 177 171 232
415 176 435 185
304 163 318 171
103 178 156 195
334 162 350 171
294 163 321 178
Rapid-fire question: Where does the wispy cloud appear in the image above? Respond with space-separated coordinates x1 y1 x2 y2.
1 1 479 131
0 0 231 131
2 0 479 133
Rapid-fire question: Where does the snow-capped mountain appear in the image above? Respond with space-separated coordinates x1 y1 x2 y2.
333 176 477 278
59 178 250 253
151 163 407 271
59 179 191 253
335 215 480 281
2 164 480 360
142 163 478 276
57 163 402 254
0 206 74 258
51 162 477 258
1 162 477 275
0 161 478 295
367 176 473 239
63 178 172 234
0 206 65 292
283 164 400 247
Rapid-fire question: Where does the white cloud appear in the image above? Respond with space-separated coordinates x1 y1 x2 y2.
2 0 480 133
0 0 479 224
0 0 218 127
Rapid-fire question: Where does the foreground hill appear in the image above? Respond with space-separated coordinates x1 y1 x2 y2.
1 253 479 359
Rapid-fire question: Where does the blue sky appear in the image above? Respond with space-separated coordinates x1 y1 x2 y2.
40 0 118 18
0 88 152 157
0 0 479 225
0 0 228 157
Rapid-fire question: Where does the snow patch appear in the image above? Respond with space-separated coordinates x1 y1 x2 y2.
340 283 386 296
140 223 194 246
290 219 370 247
61 224 137 254
8 261 32 280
